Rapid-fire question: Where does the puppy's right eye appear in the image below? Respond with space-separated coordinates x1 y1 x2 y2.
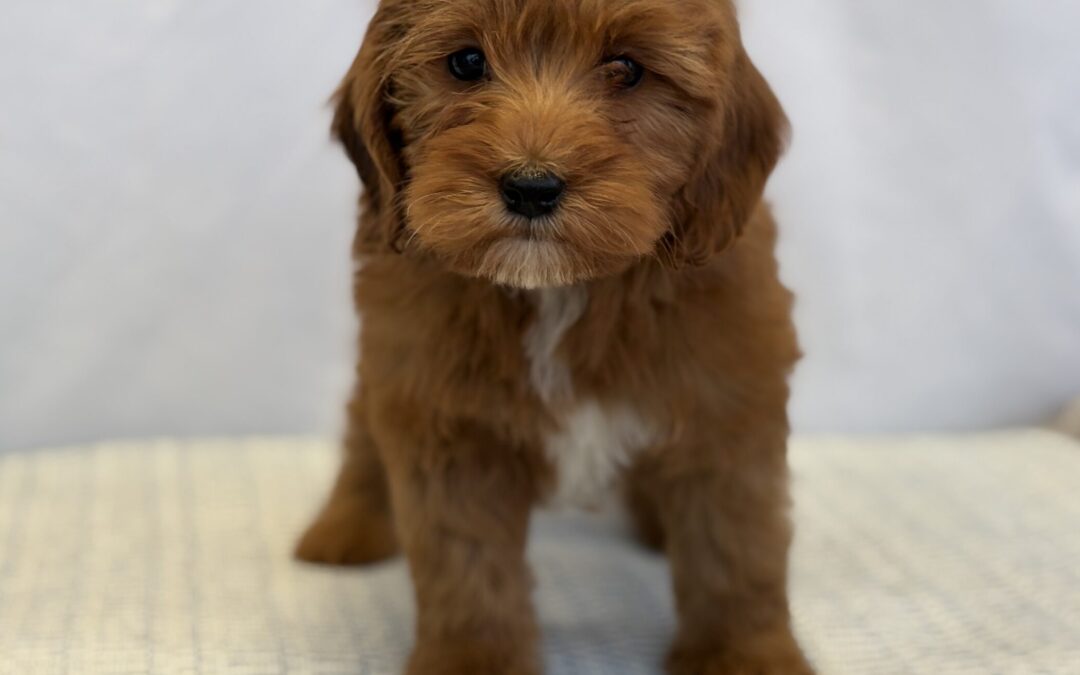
448 48 487 81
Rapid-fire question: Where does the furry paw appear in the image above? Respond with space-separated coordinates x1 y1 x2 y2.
294 496 398 566
667 636 814 675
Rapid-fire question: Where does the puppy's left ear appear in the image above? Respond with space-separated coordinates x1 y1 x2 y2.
666 49 788 266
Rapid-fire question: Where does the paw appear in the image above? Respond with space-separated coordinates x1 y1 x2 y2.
294 496 398 566
405 642 539 675
667 635 814 675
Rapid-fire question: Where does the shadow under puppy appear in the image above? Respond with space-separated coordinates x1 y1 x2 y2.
297 0 811 673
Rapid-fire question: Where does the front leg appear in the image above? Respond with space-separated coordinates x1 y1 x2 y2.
378 412 544 675
649 426 813 675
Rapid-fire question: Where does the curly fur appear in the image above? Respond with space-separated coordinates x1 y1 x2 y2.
296 1 812 673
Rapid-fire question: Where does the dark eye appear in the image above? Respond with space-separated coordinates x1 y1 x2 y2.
448 48 487 81
604 56 645 89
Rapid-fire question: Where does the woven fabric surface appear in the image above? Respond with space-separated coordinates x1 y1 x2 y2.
0 432 1077 674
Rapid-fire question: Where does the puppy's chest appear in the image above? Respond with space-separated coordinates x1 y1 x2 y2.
523 288 657 508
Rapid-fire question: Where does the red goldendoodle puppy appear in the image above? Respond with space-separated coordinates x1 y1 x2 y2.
297 1 811 673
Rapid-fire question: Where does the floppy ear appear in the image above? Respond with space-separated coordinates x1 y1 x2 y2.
332 5 406 253
665 49 788 266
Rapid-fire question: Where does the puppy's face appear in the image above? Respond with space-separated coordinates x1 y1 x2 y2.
338 0 785 288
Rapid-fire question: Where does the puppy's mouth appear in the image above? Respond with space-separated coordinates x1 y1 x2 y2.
500 214 563 241
476 237 579 290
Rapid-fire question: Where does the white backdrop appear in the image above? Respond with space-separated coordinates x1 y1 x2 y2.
1 0 1078 452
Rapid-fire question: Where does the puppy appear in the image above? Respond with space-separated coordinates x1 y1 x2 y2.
297 1 811 673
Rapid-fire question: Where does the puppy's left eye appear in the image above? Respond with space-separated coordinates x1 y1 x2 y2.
602 56 645 90
448 48 487 81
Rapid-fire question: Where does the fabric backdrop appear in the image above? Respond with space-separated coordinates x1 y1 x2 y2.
1 0 1078 451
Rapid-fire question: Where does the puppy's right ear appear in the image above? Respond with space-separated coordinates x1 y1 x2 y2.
332 5 405 252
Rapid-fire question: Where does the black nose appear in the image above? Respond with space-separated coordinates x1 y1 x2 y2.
500 171 565 219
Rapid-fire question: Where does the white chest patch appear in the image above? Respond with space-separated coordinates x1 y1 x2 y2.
523 287 656 509
543 400 656 509
523 286 588 405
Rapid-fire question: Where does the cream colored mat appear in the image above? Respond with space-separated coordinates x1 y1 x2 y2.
1 432 1077 674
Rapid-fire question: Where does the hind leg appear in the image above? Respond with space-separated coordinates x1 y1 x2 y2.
295 391 398 566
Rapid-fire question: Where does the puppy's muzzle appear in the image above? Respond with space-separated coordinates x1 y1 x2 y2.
500 170 566 219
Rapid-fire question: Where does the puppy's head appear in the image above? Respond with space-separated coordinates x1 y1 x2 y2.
335 0 786 288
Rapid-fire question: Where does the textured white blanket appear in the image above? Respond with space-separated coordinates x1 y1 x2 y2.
1 432 1077 674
